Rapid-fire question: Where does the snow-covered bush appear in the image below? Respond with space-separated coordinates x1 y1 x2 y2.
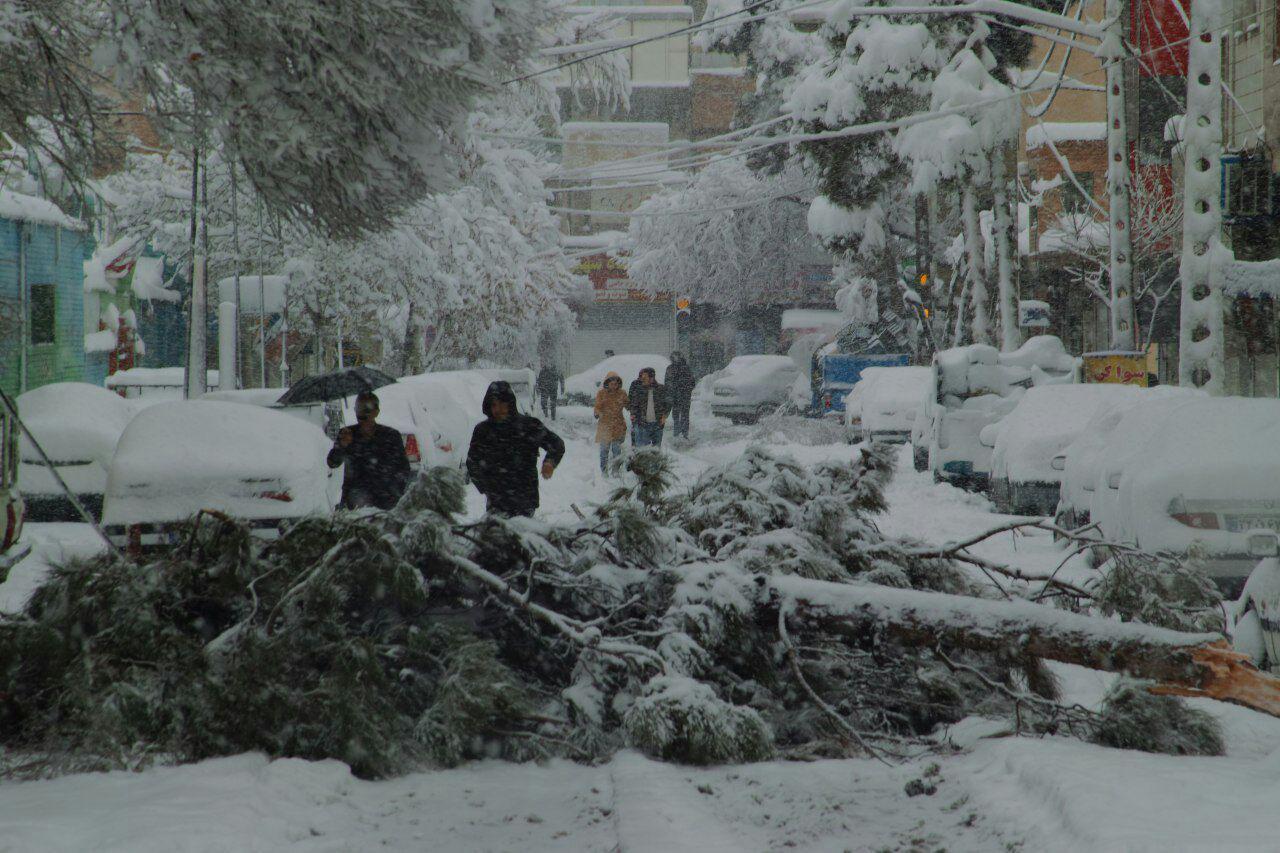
1091 679 1224 757
624 676 774 764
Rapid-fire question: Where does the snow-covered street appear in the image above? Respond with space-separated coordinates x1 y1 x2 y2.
4 419 1280 852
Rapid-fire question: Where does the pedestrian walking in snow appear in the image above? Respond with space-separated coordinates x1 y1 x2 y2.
664 352 695 440
536 363 564 421
326 391 411 510
466 380 565 517
628 367 670 448
593 372 629 474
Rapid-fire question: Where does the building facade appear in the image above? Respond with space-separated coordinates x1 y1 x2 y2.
0 192 89 397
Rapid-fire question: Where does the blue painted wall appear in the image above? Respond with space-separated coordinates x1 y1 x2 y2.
0 218 88 397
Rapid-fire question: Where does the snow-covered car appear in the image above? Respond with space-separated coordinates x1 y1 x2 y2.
842 379 869 435
400 369 510 467
565 355 671 404
986 384 1142 516
16 383 139 521
1230 532 1280 671
1088 393 1206 545
477 368 537 410
102 400 340 551
851 366 932 444
709 355 802 424
1054 387 1202 531
929 336 1078 491
1111 397 1280 590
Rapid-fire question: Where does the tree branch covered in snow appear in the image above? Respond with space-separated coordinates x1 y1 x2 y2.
2 443 1252 780
626 160 815 310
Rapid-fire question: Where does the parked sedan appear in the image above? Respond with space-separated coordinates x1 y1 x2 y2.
17 383 138 521
987 384 1140 516
709 356 802 424
102 400 340 551
1113 397 1280 592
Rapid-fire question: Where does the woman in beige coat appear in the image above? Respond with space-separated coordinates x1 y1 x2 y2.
594 372 629 474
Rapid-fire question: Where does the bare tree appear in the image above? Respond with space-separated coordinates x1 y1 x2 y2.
1052 167 1183 349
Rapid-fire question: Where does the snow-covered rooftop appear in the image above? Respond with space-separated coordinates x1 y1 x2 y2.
0 188 85 231
562 231 627 249
1025 122 1107 150
781 309 845 331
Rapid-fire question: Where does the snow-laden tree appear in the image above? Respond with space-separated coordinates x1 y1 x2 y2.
626 160 814 309
895 32 1021 347
101 0 554 237
695 0 824 174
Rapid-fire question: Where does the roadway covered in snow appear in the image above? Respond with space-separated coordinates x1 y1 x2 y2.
3 409 1278 851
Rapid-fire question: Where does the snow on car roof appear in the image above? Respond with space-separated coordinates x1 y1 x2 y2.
17 382 138 462
104 400 335 525
109 400 329 485
992 384 1142 483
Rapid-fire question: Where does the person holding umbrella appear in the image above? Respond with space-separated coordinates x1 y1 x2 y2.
466 380 565 517
326 390 411 510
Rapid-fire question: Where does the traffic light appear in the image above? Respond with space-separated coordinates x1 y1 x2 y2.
918 272 928 287
675 297 691 317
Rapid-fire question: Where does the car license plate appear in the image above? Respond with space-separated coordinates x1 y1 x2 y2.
1226 515 1280 533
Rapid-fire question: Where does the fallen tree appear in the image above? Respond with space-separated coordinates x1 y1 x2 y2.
1 444 1269 779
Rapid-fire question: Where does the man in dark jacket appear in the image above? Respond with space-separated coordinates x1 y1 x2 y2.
663 352 695 440
326 391 411 510
535 363 564 421
466 381 565 517
628 367 670 447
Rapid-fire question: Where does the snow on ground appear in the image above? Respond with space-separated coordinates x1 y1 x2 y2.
6 412 1280 851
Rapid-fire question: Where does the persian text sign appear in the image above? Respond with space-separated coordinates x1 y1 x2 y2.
1083 352 1148 386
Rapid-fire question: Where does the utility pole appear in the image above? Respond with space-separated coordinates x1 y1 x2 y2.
1178 0 1226 393
1102 0 1136 351
184 144 207 400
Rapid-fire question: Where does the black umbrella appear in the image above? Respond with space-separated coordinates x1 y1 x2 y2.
275 366 398 406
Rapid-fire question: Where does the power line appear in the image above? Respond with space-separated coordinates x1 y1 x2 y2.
504 0 818 85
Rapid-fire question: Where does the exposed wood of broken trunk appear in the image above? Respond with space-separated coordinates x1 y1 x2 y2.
766 576 1280 717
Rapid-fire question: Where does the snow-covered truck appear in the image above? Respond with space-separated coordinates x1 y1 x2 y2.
928 336 1079 492
810 352 910 417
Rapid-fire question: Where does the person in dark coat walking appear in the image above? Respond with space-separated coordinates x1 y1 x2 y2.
664 352 695 440
535 363 564 421
628 367 670 447
466 381 565 517
326 391 412 510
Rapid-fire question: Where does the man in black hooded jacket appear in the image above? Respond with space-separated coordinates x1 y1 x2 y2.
466 380 565 517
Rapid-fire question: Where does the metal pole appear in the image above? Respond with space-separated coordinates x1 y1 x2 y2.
1178 0 1226 392
230 165 242 388
280 275 290 387
257 198 267 388
184 143 206 400
1103 0 1136 351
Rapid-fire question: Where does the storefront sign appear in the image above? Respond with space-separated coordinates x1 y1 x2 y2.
1083 352 1149 386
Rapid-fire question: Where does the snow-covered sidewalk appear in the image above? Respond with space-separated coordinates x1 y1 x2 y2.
4 414 1280 851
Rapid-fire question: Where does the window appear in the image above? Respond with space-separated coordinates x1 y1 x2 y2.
1060 173 1096 214
30 284 55 345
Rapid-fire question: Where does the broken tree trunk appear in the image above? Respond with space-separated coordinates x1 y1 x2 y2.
765 575 1280 718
